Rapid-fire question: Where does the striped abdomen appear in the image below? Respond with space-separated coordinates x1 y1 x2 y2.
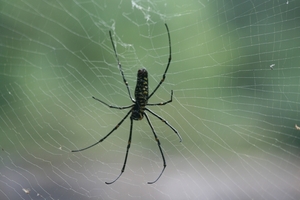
131 68 148 120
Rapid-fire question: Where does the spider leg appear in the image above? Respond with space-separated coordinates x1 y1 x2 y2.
106 117 133 184
71 109 132 152
144 113 166 184
147 90 173 106
109 31 135 103
92 96 134 109
145 108 182 142
148 23 171 100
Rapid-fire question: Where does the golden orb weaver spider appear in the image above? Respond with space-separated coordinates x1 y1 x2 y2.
72 23 182 184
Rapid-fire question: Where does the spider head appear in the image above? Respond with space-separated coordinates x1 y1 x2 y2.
131 106 144 120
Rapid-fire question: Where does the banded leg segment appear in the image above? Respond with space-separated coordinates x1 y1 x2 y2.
106 117 133 184
72 109 132 152
144 113 166 184
146 108 182 142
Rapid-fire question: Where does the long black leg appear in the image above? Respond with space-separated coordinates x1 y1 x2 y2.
145 108 182 142
106 117 133 184
71 109 132 152
92 96 133 109
144 113 166 184
148 23 172 100
147 90 173 106
109 31 135 103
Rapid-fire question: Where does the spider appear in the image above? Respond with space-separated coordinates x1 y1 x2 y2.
72 23 182 184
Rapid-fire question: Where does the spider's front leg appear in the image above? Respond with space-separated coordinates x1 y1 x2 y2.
146 108 182 142
105 117 134 184
71 109 132 153
144 113 166 184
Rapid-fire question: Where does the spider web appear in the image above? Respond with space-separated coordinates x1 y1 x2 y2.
1 0 300 199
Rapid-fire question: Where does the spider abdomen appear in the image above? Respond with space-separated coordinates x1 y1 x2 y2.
131 68 148 120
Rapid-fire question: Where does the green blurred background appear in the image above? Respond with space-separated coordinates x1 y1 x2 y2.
1 0 300 199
